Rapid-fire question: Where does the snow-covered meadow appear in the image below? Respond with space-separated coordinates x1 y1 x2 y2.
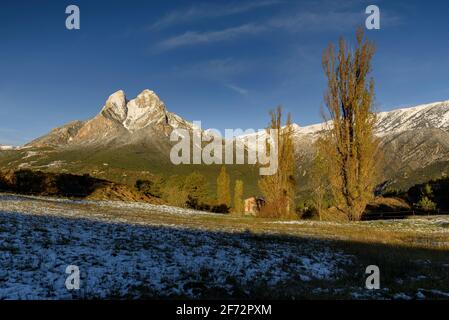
0 194 448 299
0 194 354 299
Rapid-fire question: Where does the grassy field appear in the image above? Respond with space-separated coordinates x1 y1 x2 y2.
0 146 262 198
4 145 449 201
0 193 448 299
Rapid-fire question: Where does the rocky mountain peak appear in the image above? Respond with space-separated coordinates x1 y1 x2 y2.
108 89 126 105
101 90 128 123
98 89 172 131
124 90 168 131
25 89 195 148
136 89 160 100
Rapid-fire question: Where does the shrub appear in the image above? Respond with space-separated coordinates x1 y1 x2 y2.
162 186 188 207
415 196 437 212
211 204 230 214
382 187 400 197
185 196 218 212
55 173 95 197
15 170 47 194
183 172 209 204
258 198 297 219
135 176 164 198
0 172 10 190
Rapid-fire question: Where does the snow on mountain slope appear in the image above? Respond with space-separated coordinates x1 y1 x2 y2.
297 99 449 137
0 145 16 150
376 100 449 136
236 99 449 149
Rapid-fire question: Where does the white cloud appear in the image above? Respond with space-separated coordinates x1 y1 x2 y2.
226 84 248 95
170 58 256 79
269 11 364 32
155 24 267 51
269 8 402 32
153 3 403 52
150 0 279 30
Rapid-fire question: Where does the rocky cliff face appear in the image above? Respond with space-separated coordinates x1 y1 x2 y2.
27 89 196 148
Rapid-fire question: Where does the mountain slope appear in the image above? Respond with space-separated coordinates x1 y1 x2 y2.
2 92 449 195
236 99 449 191
1 89 260 196
376 100 449 136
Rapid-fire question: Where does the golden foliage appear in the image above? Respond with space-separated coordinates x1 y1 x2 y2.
309 147 329 220
233 179 244 215
258 106 296 219
217 166 231 207
320 28 380 221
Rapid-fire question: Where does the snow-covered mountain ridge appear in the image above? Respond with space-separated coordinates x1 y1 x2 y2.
295 99 449 137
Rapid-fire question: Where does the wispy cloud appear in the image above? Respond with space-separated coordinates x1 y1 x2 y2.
226 84 248 95
153 9 355 52
155 24 267 51
150 0 279 30
269 11 363 32
153 2 403 52
170 58 256 79
268 4 403 32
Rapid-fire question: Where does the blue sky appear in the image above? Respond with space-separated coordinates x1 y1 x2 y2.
1 0 449 145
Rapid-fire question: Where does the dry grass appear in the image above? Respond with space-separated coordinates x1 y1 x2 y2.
1 193 448 299
2 193 448 249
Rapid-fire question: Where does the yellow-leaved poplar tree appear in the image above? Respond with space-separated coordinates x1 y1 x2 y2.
320 28 380 221
217 166 231 207
233 179 244 215
258 106 296 219
232 180 245 216
309 145 329 221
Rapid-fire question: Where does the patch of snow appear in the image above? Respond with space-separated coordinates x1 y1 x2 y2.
393 293 413 300
0 193 357 299
0 145 16 150
22 151 40 159
418 288 449 298
0 207 352 299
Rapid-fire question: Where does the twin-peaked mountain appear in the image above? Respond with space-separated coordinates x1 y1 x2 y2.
2 89 449 193
29 89 196 148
